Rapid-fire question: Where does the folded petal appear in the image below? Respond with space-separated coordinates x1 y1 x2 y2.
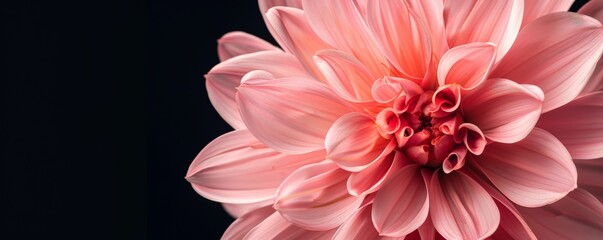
471 128 577 207
366 0 432 78
222 199 273 218
217 31 280 61
347 151 403 196
333 204 403 240
266 7 332 81
429 170 500 240
372 165 429 237
244 209 337 239
222 205 275 240
575 159 603 203
537 92 603 159
186 129 325 203
521 0 573 28
302 0 389 76
314 50 376 102
444 0 523 62
437 42 496 90
237 77 352 154
258 0 303 53
517 188 603 240
325 112 393 172
492 12 603 112
274 161 363 230
206 51 310 129
461 79 543 143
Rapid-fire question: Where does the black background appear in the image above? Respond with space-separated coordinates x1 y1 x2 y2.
1 0 590 239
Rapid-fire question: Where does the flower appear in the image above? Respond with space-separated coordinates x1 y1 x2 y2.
187 0 603 239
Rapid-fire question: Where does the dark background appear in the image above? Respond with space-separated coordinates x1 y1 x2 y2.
1 0 590 239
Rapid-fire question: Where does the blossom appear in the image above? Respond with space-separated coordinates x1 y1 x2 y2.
187 0 603 239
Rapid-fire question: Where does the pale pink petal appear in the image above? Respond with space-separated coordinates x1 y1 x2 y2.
521 0 573 28
575 159 603 203
185 130 325 204
222 205 275 240
274 161 363 230
347 151 404 197
437 42 496 90
537 92 603 159
376 108 401 137
266 7 332 81
366 0 432 78
258 0 303 53
405 0 448 57
429 170 500 240
222 199 273 218
333 204 404 240
492 12 603 112
206 51 310 129
471 128 577 207
325 112 393 172
237 77 352 154
442 146 467 173
444 0 523 62
517 188 603 240
314 49 376 102
461 78 543 143
302 0 389 76
579 0 603 22
372 164 429 237
371 77 403 103
244 210 337 239
217 31 280 61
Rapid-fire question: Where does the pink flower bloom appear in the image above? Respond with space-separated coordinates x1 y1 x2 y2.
187 0 603 239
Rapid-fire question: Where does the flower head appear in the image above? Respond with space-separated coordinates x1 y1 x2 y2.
187 0 603 239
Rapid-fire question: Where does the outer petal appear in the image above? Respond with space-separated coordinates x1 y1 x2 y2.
366 0 432 78
581 0 603 93
518 189 603 240
206 51 310 129
579 0 603 21
405 0 448 57
302 0 389 76
429 170 500 240
461 79 543 143
222 199 273 218
258 0 303 53
222 205 275 240
492 12 603 112
444 0 523 62
521 0 573 28
575 159 603 203
333 204 403 240
274 161 363 231
217 31 280 61
237 77 352 154
537 92 603 159
372 165 429 237
471 128 577 207
244 210 337 240
185 130 325 204
346 151 403 196
314 49 376 102
325 112 393 172
437 42 496 90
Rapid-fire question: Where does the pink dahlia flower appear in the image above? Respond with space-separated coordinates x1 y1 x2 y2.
187 0 603 239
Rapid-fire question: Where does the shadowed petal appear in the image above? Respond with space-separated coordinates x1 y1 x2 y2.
521 0 573 28
217 31 280 61
580 0 603 93
222 205 275 240
437 42 496 90
222 199 273 218
472 128 577 207
462 79 543 143
575 159 603 203
274 161 363 231
537 92 603 159
333 204 403 240
492 12 603 112
243 209 337 239
237 77 352 154
186 129 325 204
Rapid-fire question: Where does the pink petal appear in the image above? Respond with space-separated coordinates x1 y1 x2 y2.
442 146 467 174
375 108 401 137
444 0 523 62
456 123 486 155
185 129 325 204
265 7 332 81
244 210 337 239
236 77 352 154
537 92 603 159
274 161 363 231
258 0 303 53
221 205 275 240
437 42 496 90
432 84 461 113
371 77 403 103
471 128 577 207
461 78 543 143
575 159 603 203
429 170 500 240
404 0 448 57
222 199 273 218
302 0 389 76
492 12 603 112
314 49 376 102
366 0 432 78
521 0 573 28
333 204 403 240
347 151 404 197
206 51 310 129
580 0 603 21
325 112 393 172
217 31 280 61
372 165 429 237
517 188 603 239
